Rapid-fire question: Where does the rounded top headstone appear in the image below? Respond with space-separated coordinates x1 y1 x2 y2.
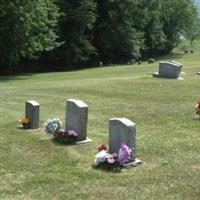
26 100 39 106
169 60 182 67
109 118 135 127
67 99 88 108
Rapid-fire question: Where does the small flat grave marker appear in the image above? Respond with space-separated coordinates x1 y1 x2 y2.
148 58 155 64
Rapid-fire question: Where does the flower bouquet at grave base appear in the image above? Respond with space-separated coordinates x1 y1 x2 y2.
195 100 200 118
44 118 78 144
44 118 62 135
54 129 78 144
93 143 132 171
18 117 30 128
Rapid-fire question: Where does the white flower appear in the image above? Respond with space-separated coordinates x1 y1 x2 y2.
94 150 108 165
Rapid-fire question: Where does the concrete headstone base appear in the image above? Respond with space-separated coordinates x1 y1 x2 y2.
153 72 184 80
16 126 40 131
123 158 142 168
75 137 92 145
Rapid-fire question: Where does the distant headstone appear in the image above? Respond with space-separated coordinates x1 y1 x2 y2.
109 118 136 162
184 50 188 54
130 59 135 65
169 60 182 74
148 58 155 64
197 72 200 75
99 61 103 67
66 99 91 144
153 61 183 79
190 50 194 53
25 100 40 129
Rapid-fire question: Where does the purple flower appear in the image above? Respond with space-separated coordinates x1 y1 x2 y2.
117 143 132 165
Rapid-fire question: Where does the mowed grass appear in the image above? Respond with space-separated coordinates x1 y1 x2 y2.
0 52 200 200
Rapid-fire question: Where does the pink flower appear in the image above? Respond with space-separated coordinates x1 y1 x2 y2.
106 154 116 164
67 129 78 137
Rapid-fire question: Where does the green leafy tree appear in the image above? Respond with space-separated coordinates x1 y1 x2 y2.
0 0 61 74
93 0 143 63
161 0 198 53
49 0 96 69
184 18 200 45
136 0 166 57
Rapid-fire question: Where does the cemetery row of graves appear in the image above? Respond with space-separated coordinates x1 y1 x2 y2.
18 61 200 170
19 99 141 170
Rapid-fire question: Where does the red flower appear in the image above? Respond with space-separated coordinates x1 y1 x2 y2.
97 144 107 152
56 129 66 136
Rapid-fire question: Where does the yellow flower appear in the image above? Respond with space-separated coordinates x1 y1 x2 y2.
19 117 30 125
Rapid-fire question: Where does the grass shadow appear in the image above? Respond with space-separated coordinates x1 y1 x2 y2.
16 126 26 130
0 73 34 83
92 163 122 173
51 138 76 147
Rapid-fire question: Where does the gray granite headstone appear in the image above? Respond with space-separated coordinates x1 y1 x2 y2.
66 99 91 144
159 61 180 78
25 100 40 129
169 60 182 74
109 118 136 161
153 61 182 79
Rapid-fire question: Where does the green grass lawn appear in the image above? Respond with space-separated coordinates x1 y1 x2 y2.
0 52 200 200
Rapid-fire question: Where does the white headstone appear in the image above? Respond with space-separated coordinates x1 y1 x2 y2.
66 99 91 143
25 100 40 129
109 118 136 161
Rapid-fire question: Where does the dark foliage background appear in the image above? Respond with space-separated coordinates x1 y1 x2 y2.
0 0 199 75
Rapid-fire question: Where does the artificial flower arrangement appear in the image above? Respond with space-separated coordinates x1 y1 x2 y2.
18 116 30 128
93 143 132 171
195 100 200 118
44 118 78 144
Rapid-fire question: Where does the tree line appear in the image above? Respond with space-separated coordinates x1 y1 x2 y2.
0 0 199 75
